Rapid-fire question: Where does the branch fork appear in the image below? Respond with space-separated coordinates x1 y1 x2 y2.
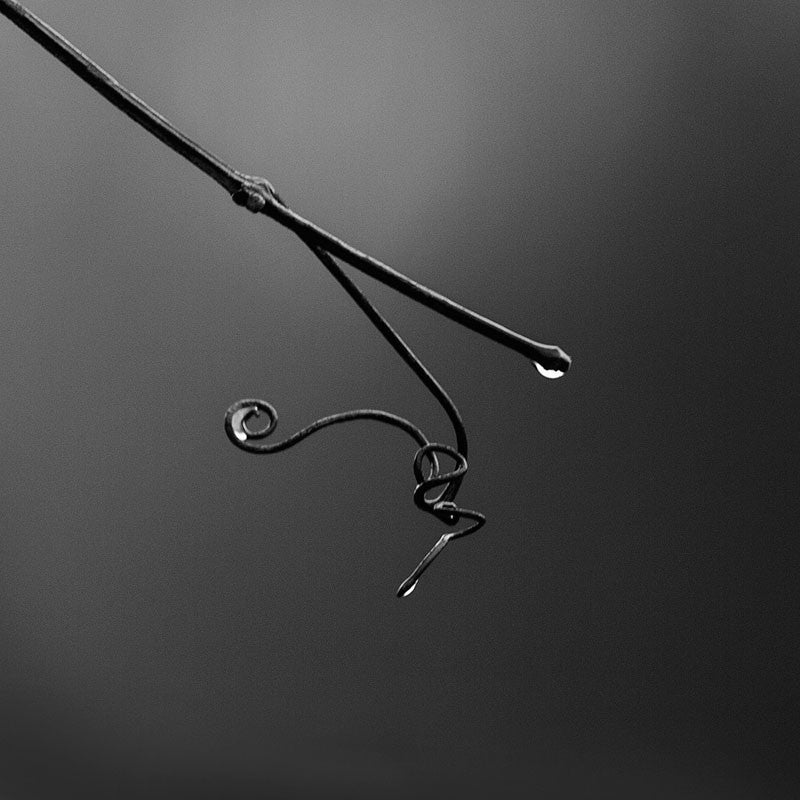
2 0 572 597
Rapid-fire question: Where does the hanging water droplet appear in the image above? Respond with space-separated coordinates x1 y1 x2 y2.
533 361 565 379
398 579 419 598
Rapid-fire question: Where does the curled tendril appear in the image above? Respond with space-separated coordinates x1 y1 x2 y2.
224 400 484 597
225 398 428 454
396 443 486 597
226 180 484 597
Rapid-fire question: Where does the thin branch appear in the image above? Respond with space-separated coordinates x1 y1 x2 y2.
0 0 571 374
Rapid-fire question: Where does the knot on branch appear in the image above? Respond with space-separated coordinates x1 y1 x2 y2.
231 174 285 213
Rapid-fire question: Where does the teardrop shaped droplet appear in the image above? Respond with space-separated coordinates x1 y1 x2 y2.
533 362 565 379
398 579 419 598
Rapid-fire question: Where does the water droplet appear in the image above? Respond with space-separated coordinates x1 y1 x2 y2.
399 579 418 598
533 362 565 379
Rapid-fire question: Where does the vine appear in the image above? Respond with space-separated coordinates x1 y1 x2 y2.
1 0 570 596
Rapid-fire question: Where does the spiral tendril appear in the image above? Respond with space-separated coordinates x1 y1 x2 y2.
225 399 485 597
226 181 484 597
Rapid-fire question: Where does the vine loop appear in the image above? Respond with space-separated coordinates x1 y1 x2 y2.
394 443 486 596
225 399 278 445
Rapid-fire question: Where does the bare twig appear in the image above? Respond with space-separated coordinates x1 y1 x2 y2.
0 0 570 374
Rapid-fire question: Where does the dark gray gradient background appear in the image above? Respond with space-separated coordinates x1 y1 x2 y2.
1 2 797 798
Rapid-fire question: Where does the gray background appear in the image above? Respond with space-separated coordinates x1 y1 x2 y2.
0 2 797 798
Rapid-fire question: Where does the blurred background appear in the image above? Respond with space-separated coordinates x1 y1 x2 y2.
0 1 797 798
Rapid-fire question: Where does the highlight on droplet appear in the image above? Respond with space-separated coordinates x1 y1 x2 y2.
533 361 565 379
229 408 251 441
398 579 419 598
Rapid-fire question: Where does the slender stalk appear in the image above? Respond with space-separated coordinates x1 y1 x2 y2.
0 0 239 193
0 0 571 373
